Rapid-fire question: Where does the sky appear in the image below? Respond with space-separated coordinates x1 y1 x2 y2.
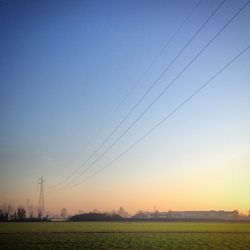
0 0 249 215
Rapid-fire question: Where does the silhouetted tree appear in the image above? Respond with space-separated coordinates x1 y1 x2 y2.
0 209 4 221
60 208 69 219
17 207 26 220
117 207 128 218
38 209 42 219
0 203 13 221
27 204 34 218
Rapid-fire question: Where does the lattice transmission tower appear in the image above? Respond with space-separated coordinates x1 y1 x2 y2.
38 176 45 218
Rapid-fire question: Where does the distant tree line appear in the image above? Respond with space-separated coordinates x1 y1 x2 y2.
70 212 124 221
0 203 48 222
70 207 130 221
2 203 249 222
0 207 25 221
0 205 26 221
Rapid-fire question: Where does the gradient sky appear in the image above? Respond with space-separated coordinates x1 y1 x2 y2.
0 0 249 214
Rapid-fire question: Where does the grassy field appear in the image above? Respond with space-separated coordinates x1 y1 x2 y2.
1 222 250 249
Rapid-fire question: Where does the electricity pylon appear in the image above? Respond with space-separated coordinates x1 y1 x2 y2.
38 176 45 218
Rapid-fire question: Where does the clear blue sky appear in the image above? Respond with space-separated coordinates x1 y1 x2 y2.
0 0 249 213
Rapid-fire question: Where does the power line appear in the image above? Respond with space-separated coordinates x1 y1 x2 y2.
49 0 203 189
113 0 203 110
50 0 225 190
56 0 250 191
57 0 241 190
68 45 250 189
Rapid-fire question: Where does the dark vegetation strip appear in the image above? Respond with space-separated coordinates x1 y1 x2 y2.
1 231 250 235
2 219 250 223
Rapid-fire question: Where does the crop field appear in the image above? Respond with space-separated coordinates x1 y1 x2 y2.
1 222 250 249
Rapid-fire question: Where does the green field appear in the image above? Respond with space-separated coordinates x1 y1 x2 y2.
1 222 250 249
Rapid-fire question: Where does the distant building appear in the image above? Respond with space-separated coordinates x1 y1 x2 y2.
133 210 239 220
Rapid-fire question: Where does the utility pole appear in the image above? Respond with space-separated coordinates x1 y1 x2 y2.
38 176 45 218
